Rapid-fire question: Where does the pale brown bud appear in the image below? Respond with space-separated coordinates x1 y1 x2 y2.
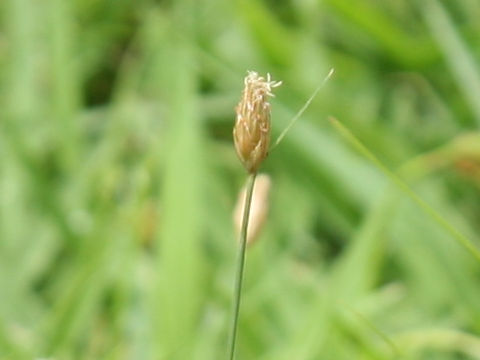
234 71 282 173
233 174 271 246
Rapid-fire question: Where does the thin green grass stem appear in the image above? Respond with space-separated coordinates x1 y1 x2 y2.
329 117 480 263
228 172 257 360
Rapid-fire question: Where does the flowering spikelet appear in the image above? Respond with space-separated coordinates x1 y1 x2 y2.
234 71 282 173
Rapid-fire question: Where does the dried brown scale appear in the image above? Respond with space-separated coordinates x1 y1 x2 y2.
234 71 281 173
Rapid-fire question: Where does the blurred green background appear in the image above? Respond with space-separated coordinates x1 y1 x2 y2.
1 0 480 359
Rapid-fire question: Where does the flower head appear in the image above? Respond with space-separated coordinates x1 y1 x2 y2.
233 71 282 173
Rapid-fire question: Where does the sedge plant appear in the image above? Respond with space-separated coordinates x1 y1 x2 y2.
228 71 281 360
227 69 334 359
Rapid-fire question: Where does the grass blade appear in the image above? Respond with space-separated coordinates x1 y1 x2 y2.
329 117 480 262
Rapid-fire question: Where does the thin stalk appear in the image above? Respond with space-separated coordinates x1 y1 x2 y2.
228 172 257 360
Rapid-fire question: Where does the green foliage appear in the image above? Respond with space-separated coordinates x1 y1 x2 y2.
1 0 480 359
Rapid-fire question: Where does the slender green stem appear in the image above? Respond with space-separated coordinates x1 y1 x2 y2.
228 172 257 360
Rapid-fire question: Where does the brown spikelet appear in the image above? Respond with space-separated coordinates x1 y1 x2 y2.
233 174 271 246
234 71 282 173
